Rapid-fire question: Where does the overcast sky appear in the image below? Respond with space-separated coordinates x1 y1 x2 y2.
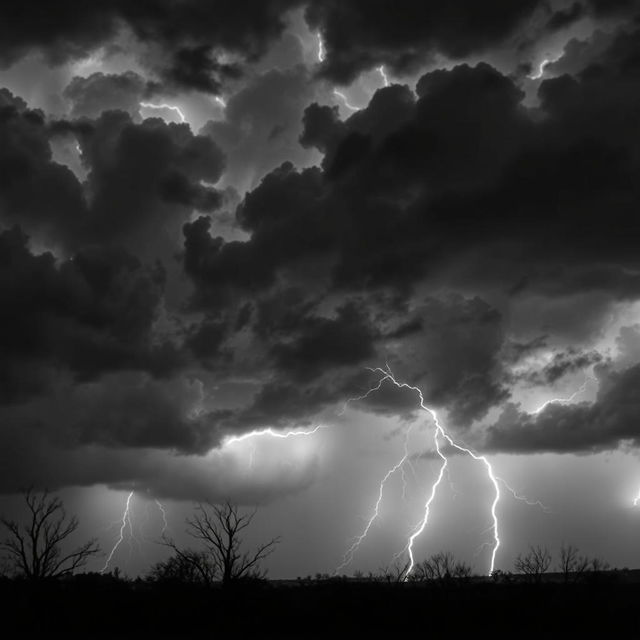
1 0 640 579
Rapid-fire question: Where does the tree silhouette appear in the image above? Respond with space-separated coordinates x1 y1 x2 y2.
412 551 473 583
0 489 100 579
558 543 590 583
514 545 552 583
164 500 280 586
379 559 410 583
150 549 216 586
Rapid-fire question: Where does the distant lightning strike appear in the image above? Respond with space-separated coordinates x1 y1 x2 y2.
530 374 594 415
335 450 410 574
633 488 640 507
139 102 186 123
332 90 361 112
317 33 325 63
101 492 170 572
223 425 325 447
529 52 563 80
315 33 360 112
155 499 168 536
496 477 551 513
334 425 414 573
378 66 389 87
101 491 134 574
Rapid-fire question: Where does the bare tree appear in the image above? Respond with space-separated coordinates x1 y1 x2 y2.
379 559 410 583
588 557 610 574
0 489 100 579
412 552 472 583
558 544 590 583
514 545 552 583
150 549 216 586
165 501 280 586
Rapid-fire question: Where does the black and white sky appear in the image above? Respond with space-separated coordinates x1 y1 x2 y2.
1 0 640 578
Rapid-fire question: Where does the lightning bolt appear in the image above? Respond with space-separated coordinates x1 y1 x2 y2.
101 490 134 574
332 90 361 112
315 33 360 112
357 366 501 578
496 477 551 513
222 425 325 446
334 424 414 574
530 374 594 415
378 66 389 87
214 96 226 109
529 53 563 80
317 33 325 63
139 102 186 123
155 499 168 536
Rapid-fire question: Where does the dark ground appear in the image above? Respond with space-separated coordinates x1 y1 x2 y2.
2 573 639 638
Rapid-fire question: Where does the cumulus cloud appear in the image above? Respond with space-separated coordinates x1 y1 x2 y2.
485 361 640 454
2 3 640 501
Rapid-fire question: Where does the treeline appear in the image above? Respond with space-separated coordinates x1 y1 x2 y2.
0 489 632 587
1 491 639 638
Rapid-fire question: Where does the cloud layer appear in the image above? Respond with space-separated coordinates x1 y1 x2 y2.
1 1 640 500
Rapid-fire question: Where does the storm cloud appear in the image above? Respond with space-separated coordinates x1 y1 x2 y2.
1 1 640 508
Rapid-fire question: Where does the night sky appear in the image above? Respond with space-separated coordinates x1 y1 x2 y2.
1 0 640 579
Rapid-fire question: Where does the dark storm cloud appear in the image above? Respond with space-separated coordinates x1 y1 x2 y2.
586 0 640 17
182 162 328 305
502 335 549 365
186 319 228 362
211 26 640 301
0 87 27 109
180 23 640 443
63 71 149 119
485 362 640 454
0 92 225 253
215 381 334 433
0 226 180 404
2 0 640 505
271 302 377 381
0 104 225 252
0 93 87 246
183 63 530 298
201 64 322 193
521 348 603 385
378 296 510 427
223 292 509 430
75 111 225 248
0 0 303 92
0 373 213 453
546 2 585 31
305 0 542 84
0 88 232 452
157 45 242 94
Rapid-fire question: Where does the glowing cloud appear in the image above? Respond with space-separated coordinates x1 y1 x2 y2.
378 66 389 87
317 33 325 63
332 89 361 111
222 425 325 447
139 101 186 123
529 52 563 80
530 374 595 415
